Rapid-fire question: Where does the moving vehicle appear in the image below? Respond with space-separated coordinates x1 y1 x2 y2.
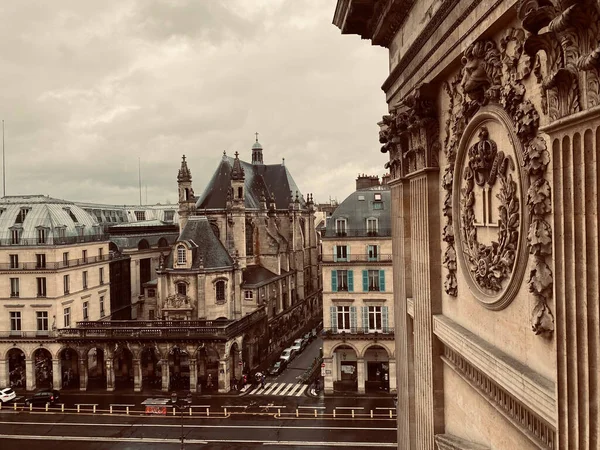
0 387 16 403
24 389 60 406
268 360 286 376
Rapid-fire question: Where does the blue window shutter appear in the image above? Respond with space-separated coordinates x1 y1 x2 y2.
382 306 389 332
333 246 337 262
331 270 337 292
348 270 354 292
350 306 357 331
362 270 368 292
346 245 351 262
379 270 385 292
330 306 337 332
362 306 368 332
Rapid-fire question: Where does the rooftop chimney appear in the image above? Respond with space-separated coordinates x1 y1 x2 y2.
356 173 380 190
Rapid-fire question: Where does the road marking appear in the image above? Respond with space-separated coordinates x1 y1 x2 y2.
0 420 395 431
263 441 397 447
295 385 308 396
298 406 325 409
270 383 287 395
0 434 208 445
277 384 295 396
263 383 279 395
285 384 301 396
375 407 395 410
335 406 364 410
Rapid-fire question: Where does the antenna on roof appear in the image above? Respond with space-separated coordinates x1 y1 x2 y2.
138 157 142 206
2 119 5 197
145 185 148 205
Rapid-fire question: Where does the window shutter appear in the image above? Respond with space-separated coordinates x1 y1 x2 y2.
331 270 338 292
362 270 368 292
362 306 369 332
348 270 354 292
333 246 337 262
346 245 351 262
330 306 337 332
379 270 385 292
350 306 357 332
382 306 389 332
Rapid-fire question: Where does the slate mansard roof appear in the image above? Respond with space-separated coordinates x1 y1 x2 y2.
197 155 306 210
174 216 233 270
325 186 391 238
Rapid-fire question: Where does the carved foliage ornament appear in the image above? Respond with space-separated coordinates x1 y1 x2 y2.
443 30 554 335
518 0 600 119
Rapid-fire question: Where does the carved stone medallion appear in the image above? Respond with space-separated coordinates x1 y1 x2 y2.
453 106 528 309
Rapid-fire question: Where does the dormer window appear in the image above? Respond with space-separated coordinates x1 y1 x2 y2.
10 229 20 245
135 211 146 221
335 219 347 237
37 228 47 244
64 207 78 223
164 210 174 222
374 193 382 201
15 208 30 224
177 245 186 264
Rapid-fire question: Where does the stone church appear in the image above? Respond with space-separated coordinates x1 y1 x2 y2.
334 1 600 449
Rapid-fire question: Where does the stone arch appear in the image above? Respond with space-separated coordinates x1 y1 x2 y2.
328 342 360 359
7 347 26 389
59 347 80 389
85 346 106 390
113 346 134 389
360 342 393 359
197 346 219 392
138 239 150 250
362 344 391 393
140 345 161 389
109 241 120 253
33 347 53 389
229 341 242 381
157 237 169 248
168 344 189 391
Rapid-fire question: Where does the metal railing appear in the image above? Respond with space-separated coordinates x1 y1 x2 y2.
0 330 57 338
320 254 393 263
321 327 394 336
0 254 113 271
0 233 108 247
322 228 392 238
56 306 267 340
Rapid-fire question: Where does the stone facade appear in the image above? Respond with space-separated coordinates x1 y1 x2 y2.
334 1 600 449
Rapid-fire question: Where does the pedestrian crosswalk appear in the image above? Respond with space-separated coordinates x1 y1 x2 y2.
245 382 308 397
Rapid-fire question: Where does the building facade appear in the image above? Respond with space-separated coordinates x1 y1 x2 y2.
321 175 395 395
334 1 600 449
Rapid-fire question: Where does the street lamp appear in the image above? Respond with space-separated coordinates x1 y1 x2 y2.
171 391 193 449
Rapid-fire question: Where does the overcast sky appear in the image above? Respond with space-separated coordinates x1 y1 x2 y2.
0 0 388 206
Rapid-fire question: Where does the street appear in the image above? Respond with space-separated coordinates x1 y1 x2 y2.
1 336 397 449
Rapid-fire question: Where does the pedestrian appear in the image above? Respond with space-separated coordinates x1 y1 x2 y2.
261 373 266 389
206 373 213 389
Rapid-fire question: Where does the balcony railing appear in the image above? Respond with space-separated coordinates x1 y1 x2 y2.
320 253 393 263
56 306 267 340
321 326 394 337
0 233 108 247
323 228 392 238
0 254 113 271
0 330 56 338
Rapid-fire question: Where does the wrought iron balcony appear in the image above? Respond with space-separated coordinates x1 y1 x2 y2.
0 330 56 338
320 254 393 263
322 228 392 238
0 254 113 271
321 327 394 339
0 233 108 247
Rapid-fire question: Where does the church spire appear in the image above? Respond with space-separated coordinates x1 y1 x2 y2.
177 154 192 182
231 151 245 180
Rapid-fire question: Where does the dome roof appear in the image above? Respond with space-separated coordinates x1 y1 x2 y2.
252 141 263 150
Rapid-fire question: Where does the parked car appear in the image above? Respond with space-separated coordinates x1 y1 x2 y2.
291 338 307 353
25 389 60 406
0 387 16 404
268 360 286 376
303 332 313 343
279 347 296 363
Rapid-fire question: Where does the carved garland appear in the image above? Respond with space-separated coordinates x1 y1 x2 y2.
442 29 554 335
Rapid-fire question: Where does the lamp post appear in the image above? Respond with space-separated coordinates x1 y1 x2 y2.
171 391 192 449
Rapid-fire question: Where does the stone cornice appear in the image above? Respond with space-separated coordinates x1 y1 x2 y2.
433 314 556 427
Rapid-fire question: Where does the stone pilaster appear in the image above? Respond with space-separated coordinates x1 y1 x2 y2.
26 359 35 391
409 171 444 450
323 357 334 394
161 360 169 392
0 359 7 388
542 108 600 449
105 359 115 391
218 358 230 393
79 358 88 391
357 358 366 394
52 359 61 391
189 359 197 393
388 359 397 394
133 359 141 392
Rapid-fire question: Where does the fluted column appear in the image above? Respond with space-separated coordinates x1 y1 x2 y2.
189 358 197 393
133 359 142 392
79 358 88 391
105 359 115 391
161 360 169 392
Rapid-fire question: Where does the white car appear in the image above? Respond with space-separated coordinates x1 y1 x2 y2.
279 347 294 363
0 387 16 403
290 338 304 354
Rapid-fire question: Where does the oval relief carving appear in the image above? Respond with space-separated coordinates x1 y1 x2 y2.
453 106 528 309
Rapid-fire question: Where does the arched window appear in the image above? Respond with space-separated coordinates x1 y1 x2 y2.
177 283 187 296
216 280 226 303
245 221 254 256
177 245 186 264
138 239 150 250
158 237 168 248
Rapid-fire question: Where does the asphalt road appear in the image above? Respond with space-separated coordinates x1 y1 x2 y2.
267 336 323 384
